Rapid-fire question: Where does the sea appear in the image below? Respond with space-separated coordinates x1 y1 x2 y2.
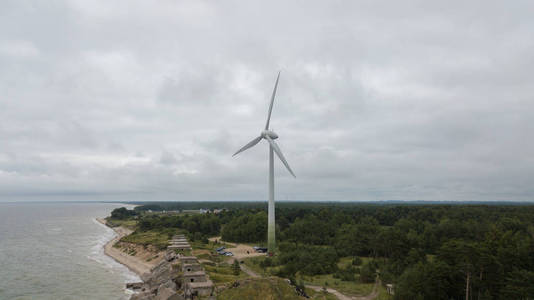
0 202 140 300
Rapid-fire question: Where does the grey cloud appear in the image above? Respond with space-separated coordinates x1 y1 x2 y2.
1 0 533 202
159 151 178 165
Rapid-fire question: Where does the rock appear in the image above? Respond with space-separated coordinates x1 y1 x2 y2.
126 282 144 290
165 251 177 262
130 291 154 300
144 260 173 288
154 287 175 300
158 280 177 294
159 280 176 290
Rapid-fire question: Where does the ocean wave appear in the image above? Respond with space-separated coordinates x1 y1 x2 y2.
89 218 141 285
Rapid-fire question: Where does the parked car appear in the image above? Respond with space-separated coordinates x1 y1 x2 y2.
225 252 234 256
255 247 268 253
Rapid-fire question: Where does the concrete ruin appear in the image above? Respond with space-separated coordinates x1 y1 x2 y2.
129 235 214 299
183 271 207 283
178 256 198 265
168 244 191 250
182 263 202 273
185 280 214 298
168 235 191 250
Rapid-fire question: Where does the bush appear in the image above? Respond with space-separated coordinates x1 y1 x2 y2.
352 256 363 266
277 245 339 276
232 260 241 275
334 266 356 281
359 262 376 283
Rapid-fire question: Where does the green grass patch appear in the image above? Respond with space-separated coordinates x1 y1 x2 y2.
337 257 353 269
120 229 175 250
190 240 214 250
297 273 374 297
336 256 371 268
242 256 281 277
203 263 248 284
243 256 374 297
306 288 338 300
376 284 393 300
217 277 301 300
105 218 137 229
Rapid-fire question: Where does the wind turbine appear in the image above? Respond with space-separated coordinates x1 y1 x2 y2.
233 71 295 256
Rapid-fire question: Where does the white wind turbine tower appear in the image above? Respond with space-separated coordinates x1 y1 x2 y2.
233 71 295 256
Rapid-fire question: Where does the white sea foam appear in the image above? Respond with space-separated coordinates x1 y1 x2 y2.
90 218 141 283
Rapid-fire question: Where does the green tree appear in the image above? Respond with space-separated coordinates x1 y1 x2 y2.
232 259 240 276
438 240 479 300
110 207 137 219
359 262 375 283
500 269 534 299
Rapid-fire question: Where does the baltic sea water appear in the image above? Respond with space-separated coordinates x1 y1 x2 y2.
0 202 140 300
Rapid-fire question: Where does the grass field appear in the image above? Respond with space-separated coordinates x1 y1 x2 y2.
203 262 249 284
243 256 375 297
217 278 301 300
336 256 373 268
120 229 176 250
305 288 339 300
104 218 137 229
242 256 281 276
298 273 374 296
376 284 394 300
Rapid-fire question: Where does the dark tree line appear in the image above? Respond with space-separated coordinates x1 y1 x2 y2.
117 203 534 299
110 207 138 219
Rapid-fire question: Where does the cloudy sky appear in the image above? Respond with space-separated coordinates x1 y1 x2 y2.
1 1 533 202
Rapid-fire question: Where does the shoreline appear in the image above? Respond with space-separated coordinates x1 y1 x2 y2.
96 218 154 277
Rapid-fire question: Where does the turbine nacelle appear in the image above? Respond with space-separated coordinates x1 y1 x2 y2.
262 130 278 140
232 71 295 178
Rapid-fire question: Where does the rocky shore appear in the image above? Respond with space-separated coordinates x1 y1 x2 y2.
128 251 184 300
98 219 214 300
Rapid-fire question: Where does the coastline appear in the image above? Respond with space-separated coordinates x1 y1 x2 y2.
96 218 155 277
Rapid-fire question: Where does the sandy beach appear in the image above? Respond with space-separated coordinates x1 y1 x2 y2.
96 218 160 277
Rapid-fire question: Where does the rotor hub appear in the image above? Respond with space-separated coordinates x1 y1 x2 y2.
262 130 279 139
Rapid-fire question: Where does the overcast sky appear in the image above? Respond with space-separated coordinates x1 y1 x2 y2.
1 1 533 202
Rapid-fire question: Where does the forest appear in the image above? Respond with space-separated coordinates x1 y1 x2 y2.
112 202 534 300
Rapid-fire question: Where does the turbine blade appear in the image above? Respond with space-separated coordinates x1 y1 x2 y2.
265 136 296 178
265 71 281 130
233 136 262 156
